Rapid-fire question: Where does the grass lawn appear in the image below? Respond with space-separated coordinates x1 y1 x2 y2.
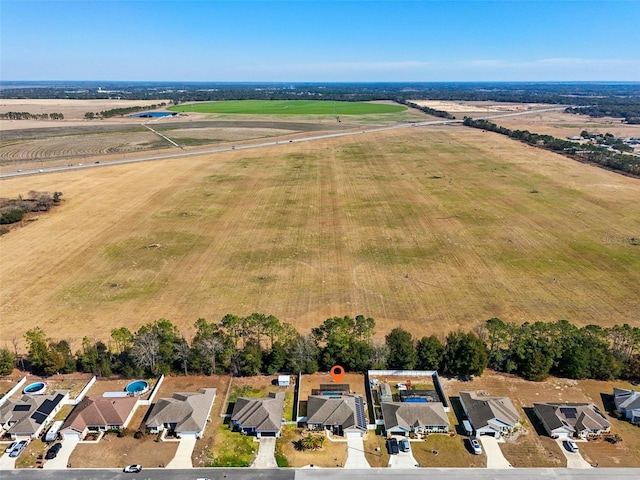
276 426 348 468
411 434 486 468
169 100 406 115
362 432 390 467
206 423 257 467
499 433 565 468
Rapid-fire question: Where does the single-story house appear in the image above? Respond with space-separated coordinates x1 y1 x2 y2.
60 395 139 440
613 388 640 423
533 402 611 439
231 391 284 438
306 394 367 437
146 388 216 439
380 401 449 435
459 391 521 437
0 390 69 440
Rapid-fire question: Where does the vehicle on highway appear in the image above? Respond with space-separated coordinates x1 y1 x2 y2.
123 464 142 473
45 442 62 460
399 438 410 452
470 438 482 455
9 440 28 458
4 441 17 455
386 437 399 455
564 439 579 453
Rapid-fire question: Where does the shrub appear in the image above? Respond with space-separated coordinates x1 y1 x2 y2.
0 209 24 225
134 430 143 439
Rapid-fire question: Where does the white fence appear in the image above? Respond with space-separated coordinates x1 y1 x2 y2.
0 376 27 407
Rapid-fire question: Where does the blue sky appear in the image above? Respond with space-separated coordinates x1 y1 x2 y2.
1 0 639 82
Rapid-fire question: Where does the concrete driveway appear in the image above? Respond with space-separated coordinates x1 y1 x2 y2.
0 451 17 470
166 437 196 468
388 439 418 468
556 439 592 469
43 438 79 469
479 436 512 468
251 437 277 468
344 433 370 469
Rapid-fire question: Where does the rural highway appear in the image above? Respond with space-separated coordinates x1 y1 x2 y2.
1 467 639 480
0 106 568 180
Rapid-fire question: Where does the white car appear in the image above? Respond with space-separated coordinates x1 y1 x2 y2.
123 464 142 473
4 441 17 455
564 439 579 453
470 438 482 455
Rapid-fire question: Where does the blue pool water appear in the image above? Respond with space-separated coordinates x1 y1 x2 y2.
23 382 46 394
125 380 149 394
132 112 176 118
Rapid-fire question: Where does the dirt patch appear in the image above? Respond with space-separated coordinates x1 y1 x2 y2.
362 432 390 467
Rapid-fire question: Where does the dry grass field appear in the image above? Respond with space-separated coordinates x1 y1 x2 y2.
1 123 639 348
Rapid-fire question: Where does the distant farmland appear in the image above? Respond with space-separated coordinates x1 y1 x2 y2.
169 100 407 115
0 127 639 347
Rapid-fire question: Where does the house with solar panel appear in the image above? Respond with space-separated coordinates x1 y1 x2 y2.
458 391 521 438
0 390 69 440
305 384 367 437
533 402 611 439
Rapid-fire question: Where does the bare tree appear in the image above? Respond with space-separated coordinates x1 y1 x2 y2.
197 337 223 375
174 338 191 376
131 331 160 374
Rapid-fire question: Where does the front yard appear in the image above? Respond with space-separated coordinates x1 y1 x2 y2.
276 426 348 468
411 433 486 468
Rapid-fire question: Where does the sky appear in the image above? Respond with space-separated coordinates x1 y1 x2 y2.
1 0 639 82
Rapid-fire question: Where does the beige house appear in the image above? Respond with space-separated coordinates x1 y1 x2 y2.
459 391 520 437
61 395 139 440
533 402 611 439
0 391 69 440
306 394 367 437
381 401 449 435
146 388 216 439
231 392 284 438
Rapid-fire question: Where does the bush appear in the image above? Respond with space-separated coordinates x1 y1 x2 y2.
0 209 24 225
134 430 143 439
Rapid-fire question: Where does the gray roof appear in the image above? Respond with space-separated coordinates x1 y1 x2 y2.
613 388 640 413
381 401 449 431
533 402 611 434
146 388 216 434
306 394 364 430
0 391 69 436
459 391 520 430
231 392 284 433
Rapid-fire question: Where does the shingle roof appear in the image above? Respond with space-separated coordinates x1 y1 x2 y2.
146 388 216 434
0 391 68 436
613 388 640 413
533 402 611 434
306 394 366 430
231 391 284 433
62 395 138 433
459 391 520 430
381 401 449 431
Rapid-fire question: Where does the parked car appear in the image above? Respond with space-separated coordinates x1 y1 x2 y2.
123 464 142 473
564 439 579 453
386 438 399 455
4 441 17 455
9 440 28 458
45 442 62 460
470 438 482 455
399 438 410 452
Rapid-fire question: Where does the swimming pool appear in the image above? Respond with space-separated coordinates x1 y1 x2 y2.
23 382 47 394
125 380 149 395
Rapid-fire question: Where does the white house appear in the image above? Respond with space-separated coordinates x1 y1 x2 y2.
613 388 640 423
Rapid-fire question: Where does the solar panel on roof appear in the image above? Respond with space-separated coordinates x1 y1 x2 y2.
30 411 48 425
13 404 30 411
560 407 577 419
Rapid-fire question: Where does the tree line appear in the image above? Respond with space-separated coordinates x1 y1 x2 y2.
0 112 64 120
0 191 63 225
84 102 168 120
462 117 640 177
1 315 638 383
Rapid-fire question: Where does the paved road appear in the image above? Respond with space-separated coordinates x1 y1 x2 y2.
0 106 569 180
1 467 639 480
251 437 277 468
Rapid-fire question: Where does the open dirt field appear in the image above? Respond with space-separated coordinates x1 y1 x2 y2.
1 125 639 348
441 372 640 468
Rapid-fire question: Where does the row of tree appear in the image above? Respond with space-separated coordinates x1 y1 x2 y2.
84 103 168 120
2 315 638 383
0 112 63 120
462 117 640 177
395 99 456 119
0 191 63 225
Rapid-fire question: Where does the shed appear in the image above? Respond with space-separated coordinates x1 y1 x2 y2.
278 375 291 387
